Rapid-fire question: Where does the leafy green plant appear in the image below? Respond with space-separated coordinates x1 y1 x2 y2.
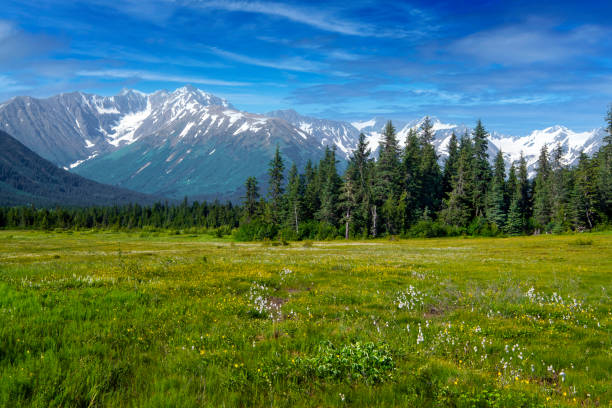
301 341 394 384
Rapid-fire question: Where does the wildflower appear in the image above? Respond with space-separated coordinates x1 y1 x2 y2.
416 324 424 345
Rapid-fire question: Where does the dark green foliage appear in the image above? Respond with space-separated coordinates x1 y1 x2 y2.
418 117 442 213
267 145 285 224
301 341 394 384
441 133 474 228
515 154 531 232
471 120 491 217
533 145 552 229
442 132 459 197
243 176 259 220
486 151 507 228
595 106 612 221
345 134 374 237
285 164 303 233
402 129 422 227
316 147 341 225
571 153 598 230
0 200 241 232
374 121 402 203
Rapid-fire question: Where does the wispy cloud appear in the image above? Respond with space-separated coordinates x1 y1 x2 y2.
76 69 250 86
0 74 30 92
0 20 63 65
450 21 611 66
194 1 407 38
205 46 324 72
0 20 17 40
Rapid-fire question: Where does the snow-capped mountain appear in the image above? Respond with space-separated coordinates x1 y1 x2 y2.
0 85 607 199
267 109 358 159
351 116 606 174
0 86 324 198
490 125 607 174
0 89 149 167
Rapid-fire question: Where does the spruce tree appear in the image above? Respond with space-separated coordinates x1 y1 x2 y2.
285 164 303 233
376 121 402 199
339 173 357 239
243 176 259 220
402 128 422 227
550 144 569 229
595 105 612 220
486 150 507 229
418 117 442 213
516 153 531 230
346 134 373 235
533 145 552 229
316 147 341 225
442 136 473 227
505 197 523 235
506 163 518 209
442 132 459 197
572 152 598 230
373 121 401 235
471 120 491 217
267 145 285 224
302 160 319 219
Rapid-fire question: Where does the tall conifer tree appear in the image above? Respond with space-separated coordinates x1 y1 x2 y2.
418 117 442 213
267 145 285 224
442 132 459 197
471 120 491 217
486 150 507 228
533 145 552 228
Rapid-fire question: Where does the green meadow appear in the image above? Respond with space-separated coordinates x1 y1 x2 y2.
0 230 610 407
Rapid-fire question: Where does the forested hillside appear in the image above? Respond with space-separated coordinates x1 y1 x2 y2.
0 130 159 207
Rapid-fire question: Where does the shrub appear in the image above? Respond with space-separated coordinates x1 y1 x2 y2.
300 341 394 384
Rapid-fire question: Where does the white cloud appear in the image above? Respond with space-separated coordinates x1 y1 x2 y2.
451 21 610 65
206 46 323 72
195 1 407 38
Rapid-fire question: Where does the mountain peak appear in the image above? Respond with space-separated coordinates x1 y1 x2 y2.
170 85 232 109
119 88 148 97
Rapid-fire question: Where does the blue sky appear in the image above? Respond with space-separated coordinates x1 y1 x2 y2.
1 0 611 134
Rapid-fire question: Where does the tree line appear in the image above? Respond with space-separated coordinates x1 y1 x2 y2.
237 110 612 240
0 200 240 234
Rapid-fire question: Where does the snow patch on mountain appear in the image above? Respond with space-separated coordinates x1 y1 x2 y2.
108 101 152 146
179 122 196 139
351 118 377 131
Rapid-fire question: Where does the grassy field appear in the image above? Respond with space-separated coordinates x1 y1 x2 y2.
0 230 610 407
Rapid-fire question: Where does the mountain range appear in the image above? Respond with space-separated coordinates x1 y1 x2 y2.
0 85 607 200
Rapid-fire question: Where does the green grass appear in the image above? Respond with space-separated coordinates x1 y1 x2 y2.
0 230 610 407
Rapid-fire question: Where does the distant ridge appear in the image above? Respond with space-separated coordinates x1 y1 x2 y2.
0 130 161 207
